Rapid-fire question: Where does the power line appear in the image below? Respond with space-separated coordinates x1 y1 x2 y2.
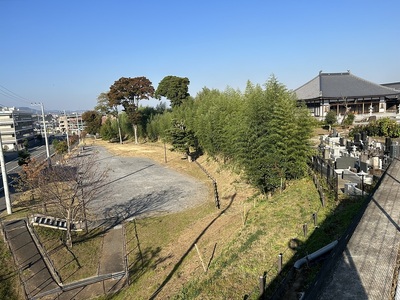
0 89 22 101
0 84 33 106
0 84 32 101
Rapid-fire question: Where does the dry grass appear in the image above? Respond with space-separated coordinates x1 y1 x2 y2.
167 178 328 300
34 226 102 283
0 236 23 300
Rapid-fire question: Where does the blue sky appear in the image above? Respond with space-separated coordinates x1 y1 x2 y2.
1 0 399 111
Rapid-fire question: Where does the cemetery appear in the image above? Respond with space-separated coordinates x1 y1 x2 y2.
316 127 399 196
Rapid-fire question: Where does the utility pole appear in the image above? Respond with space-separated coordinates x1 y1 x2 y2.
0 133 12 214
77 113 81 145
32 102 50 164
74 112 81 145
78 113 84 148
64 110 70 153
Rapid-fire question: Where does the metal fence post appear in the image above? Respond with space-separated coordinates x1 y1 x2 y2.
278 253 283 272
259 273 266 297
313 212 318 226
303 223 308 237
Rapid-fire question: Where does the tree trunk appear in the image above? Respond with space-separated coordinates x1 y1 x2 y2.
133 124 138 144
82 192 88 233
117 115 123 144
66 209 72 249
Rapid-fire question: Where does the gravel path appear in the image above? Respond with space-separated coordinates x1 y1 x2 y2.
85 145 208 223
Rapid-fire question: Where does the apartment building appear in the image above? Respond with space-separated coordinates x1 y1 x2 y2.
58 113 83 135
0 107 34 151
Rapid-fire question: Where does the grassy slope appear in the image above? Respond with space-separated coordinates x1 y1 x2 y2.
170 178 327 299
0 233 23 300
34 226 103 283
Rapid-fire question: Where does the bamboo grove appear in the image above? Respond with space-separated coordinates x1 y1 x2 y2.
145 76 315 194
95 76 315 194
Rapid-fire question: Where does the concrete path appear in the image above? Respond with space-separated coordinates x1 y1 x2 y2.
315 158 400 299
3 219 60 299
98 225 125 275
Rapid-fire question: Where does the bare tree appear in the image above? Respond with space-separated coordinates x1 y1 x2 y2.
16 151 109 248
15 158 48 212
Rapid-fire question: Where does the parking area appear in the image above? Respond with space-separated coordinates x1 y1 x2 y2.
84 145 209 223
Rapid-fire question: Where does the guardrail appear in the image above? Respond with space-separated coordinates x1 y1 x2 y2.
32 271 126 300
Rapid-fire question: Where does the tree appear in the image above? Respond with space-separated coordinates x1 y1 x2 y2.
52 139 68 155
15 158 47 211
45 114 53 122
23 138 29 149
239 80 280 192
236 77 313 193
325 110 337 130
16 153 108 248
108 77 155 144
95 92 113 115
166 119 199 159
192 87 243 162
155 101 168 114
146 111 173 142
350 118 400 138
96 92 123 144
155 76 190 108
342 112 355 128
100 118 120 141
82 110 102 135
17 149 30 166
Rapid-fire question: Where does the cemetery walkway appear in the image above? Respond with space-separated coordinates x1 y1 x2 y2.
313 158 400 299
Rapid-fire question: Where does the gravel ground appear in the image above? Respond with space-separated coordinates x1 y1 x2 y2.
84 145 208 223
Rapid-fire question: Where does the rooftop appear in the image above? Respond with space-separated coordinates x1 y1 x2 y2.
295 71 400 100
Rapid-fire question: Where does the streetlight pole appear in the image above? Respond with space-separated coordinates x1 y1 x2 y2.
0 133 12 214
32 102 50 164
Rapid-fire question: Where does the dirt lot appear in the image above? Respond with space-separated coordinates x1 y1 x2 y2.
84 144 208 223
